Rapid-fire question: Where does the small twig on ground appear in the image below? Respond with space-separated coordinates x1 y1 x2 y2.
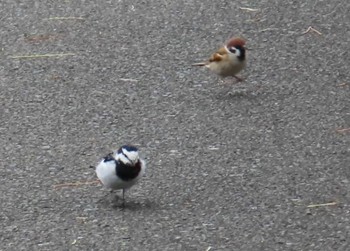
9 53 75 59
338 83 348 87
302 26 322 35
307 201 337 208
259 28 279 32
53 180 100 189
120 78 139 82
24 34 61 43
336 128 350 133
45 17 84 20
239 7 260 12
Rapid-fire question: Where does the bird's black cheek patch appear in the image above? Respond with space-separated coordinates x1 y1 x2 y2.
237 46 246 61
116 161 141 181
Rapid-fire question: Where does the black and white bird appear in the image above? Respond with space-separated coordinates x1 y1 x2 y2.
95 145 146 204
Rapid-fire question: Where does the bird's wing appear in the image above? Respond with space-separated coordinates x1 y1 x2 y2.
96 158 118 178
209 47 227 63
103 152 115 162
90 152 114 169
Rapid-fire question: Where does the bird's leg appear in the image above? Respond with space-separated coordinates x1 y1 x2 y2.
233 75 244 82
218 76 244 85
122 189 126 207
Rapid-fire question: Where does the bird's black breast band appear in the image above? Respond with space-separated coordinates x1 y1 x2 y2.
116 160 141 181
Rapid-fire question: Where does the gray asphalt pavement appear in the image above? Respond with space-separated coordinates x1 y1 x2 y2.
1 0 349 250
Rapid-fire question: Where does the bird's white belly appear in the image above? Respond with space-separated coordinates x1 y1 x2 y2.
208 60 245 77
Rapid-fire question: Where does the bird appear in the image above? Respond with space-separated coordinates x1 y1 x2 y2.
95 145 146 205
192 37 247 82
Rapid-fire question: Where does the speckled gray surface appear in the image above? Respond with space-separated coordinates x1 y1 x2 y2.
1 0 349 250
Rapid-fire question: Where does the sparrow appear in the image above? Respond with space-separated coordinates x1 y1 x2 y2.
192 37 247 82
95 145 146 204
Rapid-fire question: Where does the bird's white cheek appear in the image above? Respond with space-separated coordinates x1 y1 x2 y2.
227 53 239 64
115 153 130 164
125 151 139 162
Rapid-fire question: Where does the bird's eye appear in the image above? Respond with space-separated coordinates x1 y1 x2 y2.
229 47 236 53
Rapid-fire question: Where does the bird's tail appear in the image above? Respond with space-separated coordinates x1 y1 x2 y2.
192 62 206 66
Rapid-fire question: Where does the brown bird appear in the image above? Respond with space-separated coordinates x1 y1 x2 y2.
193 37 247 82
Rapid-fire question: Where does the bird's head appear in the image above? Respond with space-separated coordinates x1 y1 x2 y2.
225 37 246 61
116 145 140 165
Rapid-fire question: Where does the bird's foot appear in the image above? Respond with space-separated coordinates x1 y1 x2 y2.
233 75 244 82
218 76 244 85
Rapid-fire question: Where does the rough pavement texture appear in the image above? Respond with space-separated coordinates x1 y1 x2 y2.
1 0 349 250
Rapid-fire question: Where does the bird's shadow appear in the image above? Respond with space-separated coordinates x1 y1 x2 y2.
214 84 263 100
97 193 155 212
112 199 154 212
